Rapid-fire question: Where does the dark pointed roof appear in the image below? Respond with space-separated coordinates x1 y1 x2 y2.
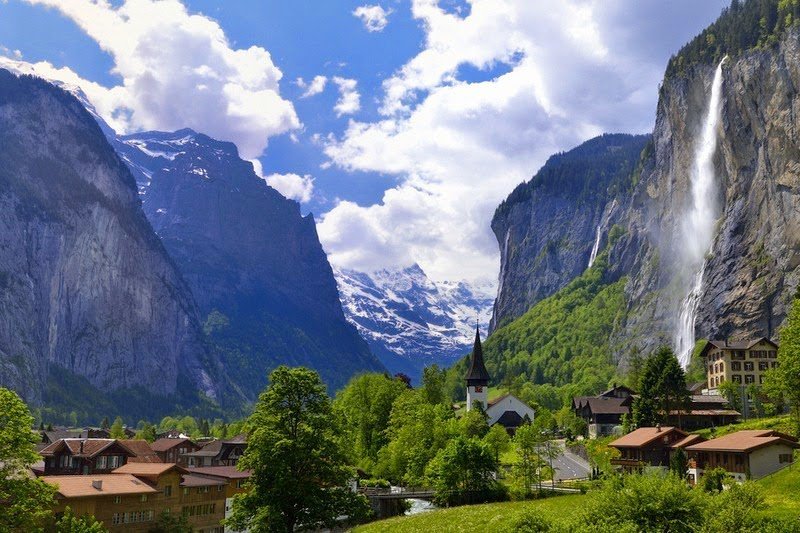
465 326 490 385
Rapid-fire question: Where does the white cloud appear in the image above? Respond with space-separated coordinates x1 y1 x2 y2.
318 0 729 282
19 0 299 159
264 172 315 203
297 74 328 98
353 5 392 32
332 76 360 117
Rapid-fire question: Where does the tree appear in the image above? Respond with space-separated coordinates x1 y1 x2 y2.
100 417 110 430
765 298 800 434
555 406 587 439
421 364 447 405
511 424 544 497
109 416 126 439
52 506 106 532
459 407 489 439
0 388 57 530
699 467 728 493
717 380 742 413
482 424 511 464
135 421 157 443
425 436 499 506
147 509 192 532
632 347 690 428
227 367 370 532
670 447 687 478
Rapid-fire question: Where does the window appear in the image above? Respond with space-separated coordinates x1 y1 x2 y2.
744 362 754 371
218 484 224 492
745 375 755 384
96 456 107 469
183 487 190 496
140 494 148 502
780 454 794 464
164 485 172 497
759 362 769 371
237 479 245 488
720 362 725 373
112 513 121 525
732 361 741 371
113 496 122 504
760 375 765 384
732 375 742 384
198 486 209 494
769 351 777 358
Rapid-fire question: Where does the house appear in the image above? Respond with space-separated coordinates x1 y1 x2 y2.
609 426 704 472
462 326 535 433
119 440 162 464
43 474 160 531
572 384 636 437
664 394 740 430
150 437 200 465
189 466 251 529
182 436 247 467
686 430 799 482
40 439 136 475
180 473 228 530
701 338 779 390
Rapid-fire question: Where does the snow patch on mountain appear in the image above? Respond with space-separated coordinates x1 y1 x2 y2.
334 264 495 380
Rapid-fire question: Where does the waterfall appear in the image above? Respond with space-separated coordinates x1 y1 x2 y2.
588 225 602 269
674 58 726 368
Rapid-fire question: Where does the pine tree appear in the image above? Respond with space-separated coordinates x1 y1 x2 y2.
631 347 690 428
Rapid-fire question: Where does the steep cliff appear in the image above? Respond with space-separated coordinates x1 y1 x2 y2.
0 70 220 408
113 129 385 396
490 134 650 331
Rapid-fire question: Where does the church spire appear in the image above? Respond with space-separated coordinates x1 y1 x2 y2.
465 323 490 386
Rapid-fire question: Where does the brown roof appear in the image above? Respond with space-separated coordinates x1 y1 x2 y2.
609 427 687 448
181 474 227 487
40 439 132 458
667 409 741 417
119 440 162 463
670 434 705 449
113 463 187 476
582 397 630 415
687 430 800 453
700 338 778 357
189 466 251 479
184 439 221 457
42 474 158 498
151 437 192 452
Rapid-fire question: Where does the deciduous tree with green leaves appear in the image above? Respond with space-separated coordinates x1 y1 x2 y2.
227 366 370 533
482 424 511 464
109 416 126 439
765 298 800 434
52 506 106 532
0 388 56 530
425 436 500 506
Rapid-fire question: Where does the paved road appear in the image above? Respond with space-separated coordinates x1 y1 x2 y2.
550 441 591 481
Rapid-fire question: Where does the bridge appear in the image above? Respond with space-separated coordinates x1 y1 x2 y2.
358 486 436 518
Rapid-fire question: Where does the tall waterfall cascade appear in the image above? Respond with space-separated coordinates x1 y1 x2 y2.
674 58 727 368
588 225 602 269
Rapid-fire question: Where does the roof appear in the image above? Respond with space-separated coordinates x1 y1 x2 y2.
494 411 526 428
151 437 192 452
113 463 187 476
687 430 800 453
580 397 630 415
42 474 158 498
690 394 729 405
40 439 132 458
181 474 227 487
599 384 637 397
189 466 251 479
668 409 741 417
223 434 247 444
670 434 705 449
119 440 162 463
464 326 490 384
184 439 221 457
609 427 687 448
700 338 778 358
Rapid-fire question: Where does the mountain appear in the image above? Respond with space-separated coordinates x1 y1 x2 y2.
334 264 494 379
0 69 223 414
488 0 800 381
110 128 385 396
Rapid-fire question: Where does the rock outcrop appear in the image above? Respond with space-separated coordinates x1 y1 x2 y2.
0 70 220 406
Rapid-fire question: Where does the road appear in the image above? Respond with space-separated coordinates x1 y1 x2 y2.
550 440 591 481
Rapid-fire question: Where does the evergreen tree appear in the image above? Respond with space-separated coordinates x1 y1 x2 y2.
227 366 370 532
670 447 688 479
421 364 447 405
100 417 110 430
631 347 690 428
0 388 57 530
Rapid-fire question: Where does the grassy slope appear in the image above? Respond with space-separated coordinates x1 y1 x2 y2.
694 414 796 439
758 463 800 520
353 494 587 533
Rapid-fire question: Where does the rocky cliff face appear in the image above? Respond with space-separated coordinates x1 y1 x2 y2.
0 70 220 406
113 129 384 396
335 264 494 380
492 26 800 368
490 134 650 331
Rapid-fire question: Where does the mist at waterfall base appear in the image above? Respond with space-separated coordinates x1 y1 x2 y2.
674 58 726 368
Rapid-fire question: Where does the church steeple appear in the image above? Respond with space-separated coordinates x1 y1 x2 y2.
465 323 490 411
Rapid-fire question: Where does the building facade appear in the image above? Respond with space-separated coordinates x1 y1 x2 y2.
686 430 799 482
609 426 702 472
701 338 779 390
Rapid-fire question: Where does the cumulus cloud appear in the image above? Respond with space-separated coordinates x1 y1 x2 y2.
297 75 328 98
19 0 299 159
332 76 361 117
353 5 392 32
318 0 728 282
264 172 315 203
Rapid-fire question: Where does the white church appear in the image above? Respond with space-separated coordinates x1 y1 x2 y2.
465 326 535 434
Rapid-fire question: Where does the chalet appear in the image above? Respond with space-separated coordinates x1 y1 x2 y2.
664 394 739 430
150 437 200 465
463 326 535 433
180 473 228 529
608 426 704 473
686 430 799 482
119 440 162 464
40 439 136 475
701 338 779 390
188 466 251 527
182 435 247 467
572 384 635 437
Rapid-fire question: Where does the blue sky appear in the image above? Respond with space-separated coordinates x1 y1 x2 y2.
0 0 729 283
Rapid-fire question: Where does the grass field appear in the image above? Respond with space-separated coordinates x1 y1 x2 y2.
757 462 800 520
694 414 796 439
352 494 587 532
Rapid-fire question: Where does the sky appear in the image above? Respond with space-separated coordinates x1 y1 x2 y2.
0 0 730 284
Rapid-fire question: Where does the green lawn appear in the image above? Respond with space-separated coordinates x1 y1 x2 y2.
757 463 800 520
694 415 796 440
352 494 587 532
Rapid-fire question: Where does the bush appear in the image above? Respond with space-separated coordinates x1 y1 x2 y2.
511 508 552 532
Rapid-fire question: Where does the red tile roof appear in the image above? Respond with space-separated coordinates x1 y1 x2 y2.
151 437 192 452
686 430 800 453
40 439 130 458
609 427 687 448
42 474 158 498
670 434 705 449
119 440 162 463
